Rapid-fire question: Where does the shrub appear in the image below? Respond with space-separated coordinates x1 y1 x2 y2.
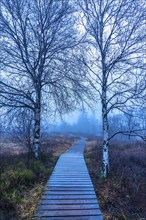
1 189 21 208
0 168 36 215
1 168 35 190
13 168 36 186
30 160 47 176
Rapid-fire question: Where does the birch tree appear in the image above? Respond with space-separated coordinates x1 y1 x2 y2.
0 0 88 159
78 0 146 177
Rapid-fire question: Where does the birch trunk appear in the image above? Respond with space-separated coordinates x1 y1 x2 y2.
101 54 109 178
102 94 109 178
101 43 109 177
33 107 41 159
33 86 41 159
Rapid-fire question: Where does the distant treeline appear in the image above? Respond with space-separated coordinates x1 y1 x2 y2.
49 112 102 136
1 109 145 142
49 109 145 141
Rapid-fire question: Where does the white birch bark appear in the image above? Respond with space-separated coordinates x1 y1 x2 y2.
102 107 109 178
102 79 109 178
33 107 41 159
33 87 41 159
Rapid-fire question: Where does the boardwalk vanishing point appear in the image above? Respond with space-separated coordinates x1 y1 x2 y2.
33 138 103 220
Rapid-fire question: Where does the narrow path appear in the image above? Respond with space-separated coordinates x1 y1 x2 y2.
33 138 103 220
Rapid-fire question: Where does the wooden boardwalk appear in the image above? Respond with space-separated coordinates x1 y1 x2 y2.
33 138 103 220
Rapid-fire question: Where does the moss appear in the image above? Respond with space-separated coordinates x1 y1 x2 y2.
0 135 74 219
0 155 53 219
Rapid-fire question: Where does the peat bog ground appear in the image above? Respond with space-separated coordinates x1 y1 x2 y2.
1 135 145 220
0 134 77 219
85 138 146 220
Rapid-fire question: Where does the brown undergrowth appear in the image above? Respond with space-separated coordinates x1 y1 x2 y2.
0 134 76 220
85 138 146 220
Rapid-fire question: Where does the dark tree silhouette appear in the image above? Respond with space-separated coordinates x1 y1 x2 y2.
0 0 88 158
78 0 146 177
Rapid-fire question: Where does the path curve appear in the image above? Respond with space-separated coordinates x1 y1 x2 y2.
33 138 103 220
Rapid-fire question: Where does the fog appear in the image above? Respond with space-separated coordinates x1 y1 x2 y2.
49 111 102 136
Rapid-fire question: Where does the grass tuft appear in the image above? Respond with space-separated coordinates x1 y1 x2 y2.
85 139 146 220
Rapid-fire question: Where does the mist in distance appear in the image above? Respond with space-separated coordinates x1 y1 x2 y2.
49 111 102 136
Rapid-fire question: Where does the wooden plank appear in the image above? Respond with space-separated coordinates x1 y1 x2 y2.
49 179 91 182
51 174 90 176
55 163 86 164
33 216 103 220
50 177 90 179
48 182 92 184
53 165 87 167
54 167 88 168
48 184 93 187
41 199 98 205
48 181 92 184
34 209 102 217
55 168 88 170
43 191 95 195
57 162 85 164
50 174 90 176
47 180 91 183
47 186 94 189
45 186 94 191
49 180 91 182
55 165 87 166
54 166 87 168
42 194 97 199
52 175 89 177
55 171 87 175
46 185 93 188
37 204 100 210
47 184 93 187
51 175 90 176
49 179 91 181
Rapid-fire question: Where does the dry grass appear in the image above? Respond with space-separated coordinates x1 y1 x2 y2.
41 134 77 157
16 183 44 219
85 138 146 220
0 142 28 155
0 134 77 220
